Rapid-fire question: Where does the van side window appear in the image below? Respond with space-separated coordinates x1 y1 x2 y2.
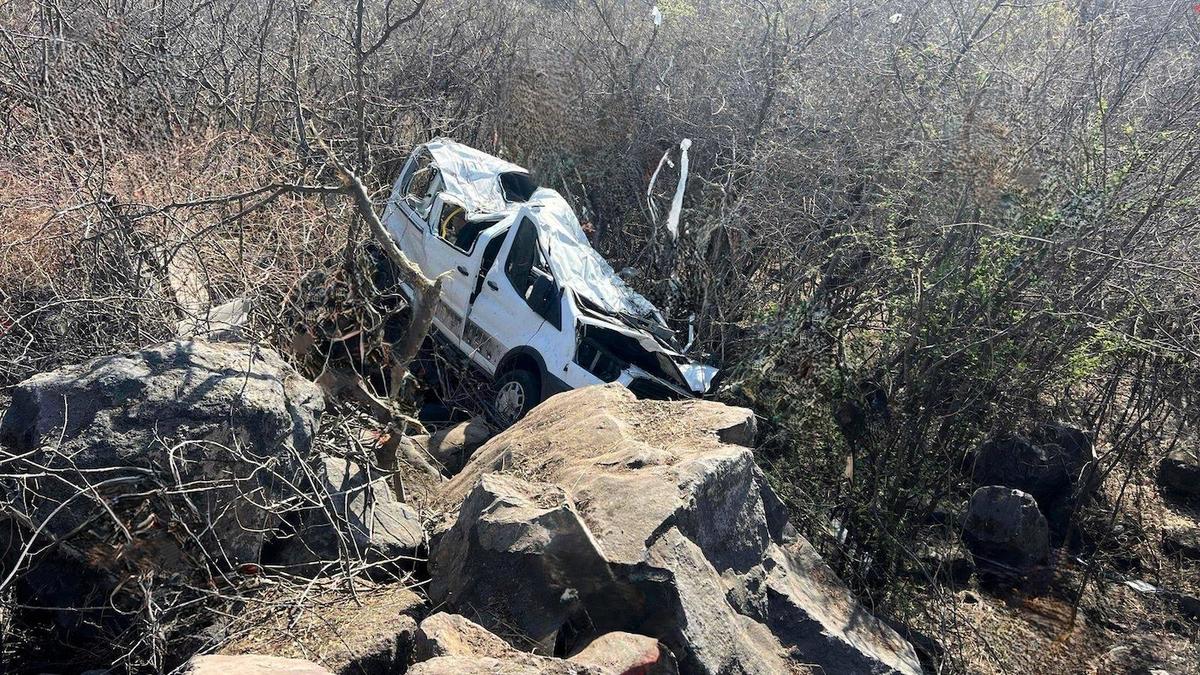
504 218 561 329
505 218 539 294
402 151 441 221
436 203 491 253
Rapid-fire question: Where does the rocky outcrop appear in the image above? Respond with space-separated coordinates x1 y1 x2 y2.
0 341 323 620
1158 447 1200 502
962 487 1050 576
183 654 333 675
429 384 921 675
270 456 424 572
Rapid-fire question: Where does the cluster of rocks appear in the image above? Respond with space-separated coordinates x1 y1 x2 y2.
0 340 437 641
422 385 919 674
189 610 677 675
1157 443 1200 565
960 423 1098 579
0 340 923 674
961 421 1200 579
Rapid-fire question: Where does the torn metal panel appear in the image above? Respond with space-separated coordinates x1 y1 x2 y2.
424 139 526 214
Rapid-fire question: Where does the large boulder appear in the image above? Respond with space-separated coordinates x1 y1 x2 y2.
1158 447 1200 502
429 384 921 675
0 341 322 620
269 456 424 573
962 487 1050 576
971 423 1096 537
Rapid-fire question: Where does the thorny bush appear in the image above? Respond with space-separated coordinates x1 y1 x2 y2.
1 0 1199 672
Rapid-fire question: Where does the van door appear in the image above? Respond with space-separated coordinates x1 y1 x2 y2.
382 148 440 259
464 216 560 373
419 195 498 343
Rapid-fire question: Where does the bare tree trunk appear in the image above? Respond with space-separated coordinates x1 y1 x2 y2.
316 131 444 384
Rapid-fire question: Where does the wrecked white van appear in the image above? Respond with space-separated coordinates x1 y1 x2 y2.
381 139 718 424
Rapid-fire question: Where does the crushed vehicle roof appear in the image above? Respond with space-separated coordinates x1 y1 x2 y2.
423 138 661 322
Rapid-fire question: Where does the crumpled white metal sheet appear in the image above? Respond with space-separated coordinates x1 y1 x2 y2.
424 138 525 214
422 138 660 321
530 187 661 321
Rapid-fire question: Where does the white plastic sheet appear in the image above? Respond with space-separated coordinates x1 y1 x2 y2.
665 138 691 239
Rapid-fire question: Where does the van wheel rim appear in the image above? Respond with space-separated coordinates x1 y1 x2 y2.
496 381 525 422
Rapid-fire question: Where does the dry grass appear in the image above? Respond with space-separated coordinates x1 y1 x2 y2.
218 582 426 672
0 130 349 385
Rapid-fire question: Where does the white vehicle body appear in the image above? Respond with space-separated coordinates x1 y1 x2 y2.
381 139 718 419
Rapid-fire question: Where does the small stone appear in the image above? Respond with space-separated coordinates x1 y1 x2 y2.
1162 529 1200 560
424 417 494 475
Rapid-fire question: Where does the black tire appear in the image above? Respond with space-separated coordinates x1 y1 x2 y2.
492 368 541 428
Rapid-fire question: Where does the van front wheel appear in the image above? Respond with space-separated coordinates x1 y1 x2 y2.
492 368 541 428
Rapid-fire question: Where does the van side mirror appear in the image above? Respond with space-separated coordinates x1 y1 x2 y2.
529 272 561 329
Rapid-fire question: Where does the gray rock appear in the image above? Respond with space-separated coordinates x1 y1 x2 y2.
272 456 424 573
962 486 1050 575
414 612 522 661
182 654 332 675
425 417 494 475
408 655 596 675
430 384 921 675
0 340 323 573
971 423 1097 537
1175 592 1200 621
431 474 613 653
410 612 599 674
1158 447 1200 502
1162 529 1200 561
915 542 975 586
568 631 678 674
